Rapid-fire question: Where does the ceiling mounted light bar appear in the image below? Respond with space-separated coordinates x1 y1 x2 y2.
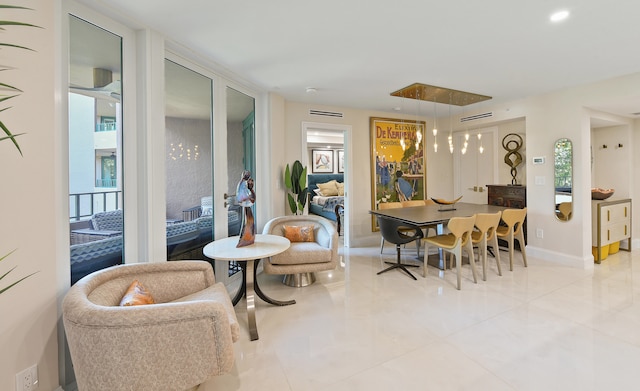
390 83 492 106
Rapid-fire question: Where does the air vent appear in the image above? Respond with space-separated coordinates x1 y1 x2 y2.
460 112 493 122
309 109 343 118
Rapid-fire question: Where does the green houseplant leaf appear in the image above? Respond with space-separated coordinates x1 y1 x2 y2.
0 250 38 295
284 160 308 214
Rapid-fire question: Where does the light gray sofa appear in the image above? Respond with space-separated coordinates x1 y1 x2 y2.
63 261 239 391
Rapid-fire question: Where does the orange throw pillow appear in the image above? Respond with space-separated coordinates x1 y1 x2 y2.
282 225 315 242
119 279 155 306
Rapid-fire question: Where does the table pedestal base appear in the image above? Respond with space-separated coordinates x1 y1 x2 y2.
231 259 296 340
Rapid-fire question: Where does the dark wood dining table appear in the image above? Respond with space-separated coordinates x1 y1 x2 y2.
370 202 507 269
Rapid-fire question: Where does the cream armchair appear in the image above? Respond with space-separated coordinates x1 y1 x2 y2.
262 215 339 287
63 261 239 391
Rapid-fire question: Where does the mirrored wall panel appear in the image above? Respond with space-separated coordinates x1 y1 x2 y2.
554 138 573 221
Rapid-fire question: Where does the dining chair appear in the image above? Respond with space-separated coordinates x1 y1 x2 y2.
378 202 421 256
402 199 438 237
495 207 528 271
423 215 478 290
377 217 424 280
471 211 502 281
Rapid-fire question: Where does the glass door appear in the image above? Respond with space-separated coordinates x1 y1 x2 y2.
164 59 213 261
220 87 255 280
68 15 124 284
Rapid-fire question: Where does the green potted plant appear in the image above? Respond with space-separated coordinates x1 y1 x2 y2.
1 5 40 294
284 160 308 215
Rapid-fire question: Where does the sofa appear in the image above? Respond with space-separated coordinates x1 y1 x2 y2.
63 261 239 391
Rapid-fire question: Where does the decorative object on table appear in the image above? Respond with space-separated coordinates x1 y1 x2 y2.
431 195 463 211
284 160 308 215
370 117 426 231
236 170 256 247
591 188 614 200
311 149 334 173
502 133 524 185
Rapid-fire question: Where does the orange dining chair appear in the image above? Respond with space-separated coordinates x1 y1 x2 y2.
495 208 528 271
423 215 478 290
471 211 503 281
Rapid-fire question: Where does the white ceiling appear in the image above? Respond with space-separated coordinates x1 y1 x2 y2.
81 0 640 120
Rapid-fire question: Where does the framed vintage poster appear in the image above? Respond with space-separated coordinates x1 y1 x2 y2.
312 149 334 173
337 150 345 173
370 117 426 231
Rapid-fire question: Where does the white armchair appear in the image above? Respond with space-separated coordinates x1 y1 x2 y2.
63 261 239 391
262 215 339 287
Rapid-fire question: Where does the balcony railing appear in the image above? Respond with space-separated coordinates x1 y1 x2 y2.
95 178 117 188
69 190 122 221
96 122 117 132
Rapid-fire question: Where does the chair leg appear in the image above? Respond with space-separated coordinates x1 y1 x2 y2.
380 237 385 254
377 244 419 280
517 230 528 267
465 241 478 284
480 238 487 281
454 247 462 290
508 233 515 271
422 244 428 278
490 235 502 276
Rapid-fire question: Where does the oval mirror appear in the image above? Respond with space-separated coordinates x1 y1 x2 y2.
554 138 573 221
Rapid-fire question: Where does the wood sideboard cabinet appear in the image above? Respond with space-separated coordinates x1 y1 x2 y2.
592 198 631 263
487 185 527 245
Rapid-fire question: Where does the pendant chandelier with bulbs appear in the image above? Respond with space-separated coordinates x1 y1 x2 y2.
391 83 491 154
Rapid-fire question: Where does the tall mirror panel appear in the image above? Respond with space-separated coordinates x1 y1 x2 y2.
554 138 573 221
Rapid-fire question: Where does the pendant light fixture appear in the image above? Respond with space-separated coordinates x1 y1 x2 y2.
432 99 438 152
389 83 492 155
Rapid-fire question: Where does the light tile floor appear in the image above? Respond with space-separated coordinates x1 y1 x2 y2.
200 244 640 391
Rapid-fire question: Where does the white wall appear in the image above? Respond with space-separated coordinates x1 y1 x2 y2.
0 1 59 390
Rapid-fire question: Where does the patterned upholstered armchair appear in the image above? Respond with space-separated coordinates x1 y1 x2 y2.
63 261 239 391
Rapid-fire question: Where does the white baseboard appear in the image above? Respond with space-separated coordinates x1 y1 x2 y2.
525 245 594 269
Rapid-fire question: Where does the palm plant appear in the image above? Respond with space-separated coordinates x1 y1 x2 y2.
1 5 40 295
1 5 40 155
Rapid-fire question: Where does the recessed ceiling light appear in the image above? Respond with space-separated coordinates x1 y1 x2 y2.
306 87 317 94
550 10 569 22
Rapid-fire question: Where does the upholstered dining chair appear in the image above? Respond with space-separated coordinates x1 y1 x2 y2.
379 202 421 255
377 217 424 280
495 207 528 271
401 199 439 239
423 215 478 290
557 202 572 221
471 211 503 281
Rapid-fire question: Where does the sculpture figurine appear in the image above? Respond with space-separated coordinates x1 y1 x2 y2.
236 170 256 247
502 133 524 185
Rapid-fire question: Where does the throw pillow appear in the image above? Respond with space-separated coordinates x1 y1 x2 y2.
282 225 315 242
336 182 345 196
119 279 156 306
317 180 338 196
